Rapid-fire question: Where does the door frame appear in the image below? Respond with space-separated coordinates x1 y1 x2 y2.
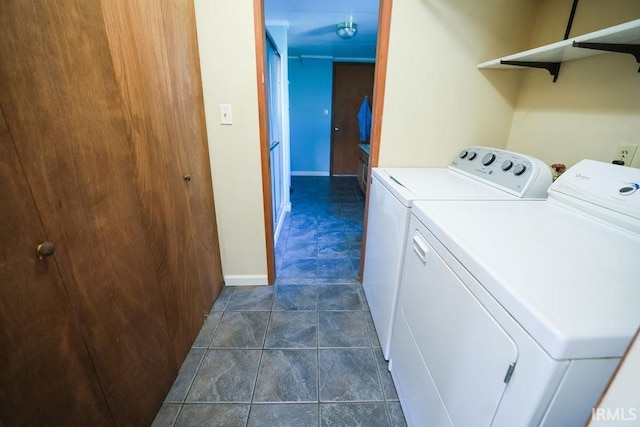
253 0 276 284
253 0 392 282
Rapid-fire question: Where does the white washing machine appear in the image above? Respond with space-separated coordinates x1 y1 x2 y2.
362 146 552 359
389 160 640 426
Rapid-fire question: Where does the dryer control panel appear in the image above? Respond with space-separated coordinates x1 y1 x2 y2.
549 159 640 229
449 146 552 198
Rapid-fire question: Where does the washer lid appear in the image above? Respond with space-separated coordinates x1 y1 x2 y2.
548 159 640 233
412 199 640 360
371 168 518 208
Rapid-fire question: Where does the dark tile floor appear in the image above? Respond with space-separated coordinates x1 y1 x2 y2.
152 176 406 426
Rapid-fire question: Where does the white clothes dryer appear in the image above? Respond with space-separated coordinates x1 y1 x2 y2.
390 160 640 426
362 146 552 359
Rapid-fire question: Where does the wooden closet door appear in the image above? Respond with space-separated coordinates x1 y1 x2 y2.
0 110 113 427
0 1 176 424
101 0 224 363
330 63 375 175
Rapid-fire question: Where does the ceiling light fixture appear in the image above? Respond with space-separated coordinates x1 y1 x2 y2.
336 21 358 39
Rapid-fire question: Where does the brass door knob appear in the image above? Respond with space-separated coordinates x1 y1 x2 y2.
183 174 191 182
36 242 55 259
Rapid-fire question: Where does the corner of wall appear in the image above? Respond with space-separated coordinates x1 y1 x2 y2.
194 0 269 278
506 0 640 168
378 0 538 167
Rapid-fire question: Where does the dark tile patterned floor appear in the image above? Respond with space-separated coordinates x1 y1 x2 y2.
152 176 406 427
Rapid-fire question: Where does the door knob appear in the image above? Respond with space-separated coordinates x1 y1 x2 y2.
183 174 191 182
36 242 55 259
334 127 339 131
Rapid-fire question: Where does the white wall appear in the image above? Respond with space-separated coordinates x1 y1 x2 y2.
506 0 640 169
378 0 538 167
194 0 268 286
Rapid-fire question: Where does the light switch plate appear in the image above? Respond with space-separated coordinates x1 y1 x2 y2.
219 104 233 125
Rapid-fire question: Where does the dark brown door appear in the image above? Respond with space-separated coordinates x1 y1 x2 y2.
0 1 177 424
330 63 375 175
0 110 113 426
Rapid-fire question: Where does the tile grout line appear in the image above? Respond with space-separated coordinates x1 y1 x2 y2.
315 177 322 427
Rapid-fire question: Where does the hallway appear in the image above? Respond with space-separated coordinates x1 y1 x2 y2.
276 175 365 285
152 176 406 426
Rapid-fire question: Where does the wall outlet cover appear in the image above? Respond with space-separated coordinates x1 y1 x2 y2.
613 144 638 167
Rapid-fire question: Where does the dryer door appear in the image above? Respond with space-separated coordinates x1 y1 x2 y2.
391 217 518 426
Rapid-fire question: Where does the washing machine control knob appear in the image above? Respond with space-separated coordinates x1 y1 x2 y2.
468 151 477 160
482 153 496 166
513 164 527 176
459 150 468 159
501 160 513 171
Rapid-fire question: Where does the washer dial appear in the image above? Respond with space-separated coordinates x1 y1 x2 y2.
482 153 496 166
513 164 527 176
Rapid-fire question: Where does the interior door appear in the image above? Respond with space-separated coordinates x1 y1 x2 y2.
0 1 177 424
266 36 285 230
0 109 113 426
330 63 375 175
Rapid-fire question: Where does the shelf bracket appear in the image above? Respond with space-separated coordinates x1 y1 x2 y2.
500 60 561 82
572 42 640 72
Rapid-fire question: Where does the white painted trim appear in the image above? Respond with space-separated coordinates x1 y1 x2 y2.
297 55 334 60
291 171 330 176
265 20 290 28
224 275 269 286
290 55 377 63
273 202 290 245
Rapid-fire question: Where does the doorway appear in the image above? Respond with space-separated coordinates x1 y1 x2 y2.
330 63 375 176
255 0 392 282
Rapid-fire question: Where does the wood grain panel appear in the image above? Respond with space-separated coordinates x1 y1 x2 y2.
0 109 113 426
0 1 176 424
331 63 376 175
100 0 224 363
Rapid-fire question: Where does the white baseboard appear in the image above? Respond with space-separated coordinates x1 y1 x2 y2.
224 275 269 286
273 203 292 244
273 214 284 245
291 171 329 176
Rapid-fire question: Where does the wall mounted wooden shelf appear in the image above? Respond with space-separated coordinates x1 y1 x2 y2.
478 19 640 82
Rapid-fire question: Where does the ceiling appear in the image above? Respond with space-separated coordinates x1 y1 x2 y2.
264 0 380 60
